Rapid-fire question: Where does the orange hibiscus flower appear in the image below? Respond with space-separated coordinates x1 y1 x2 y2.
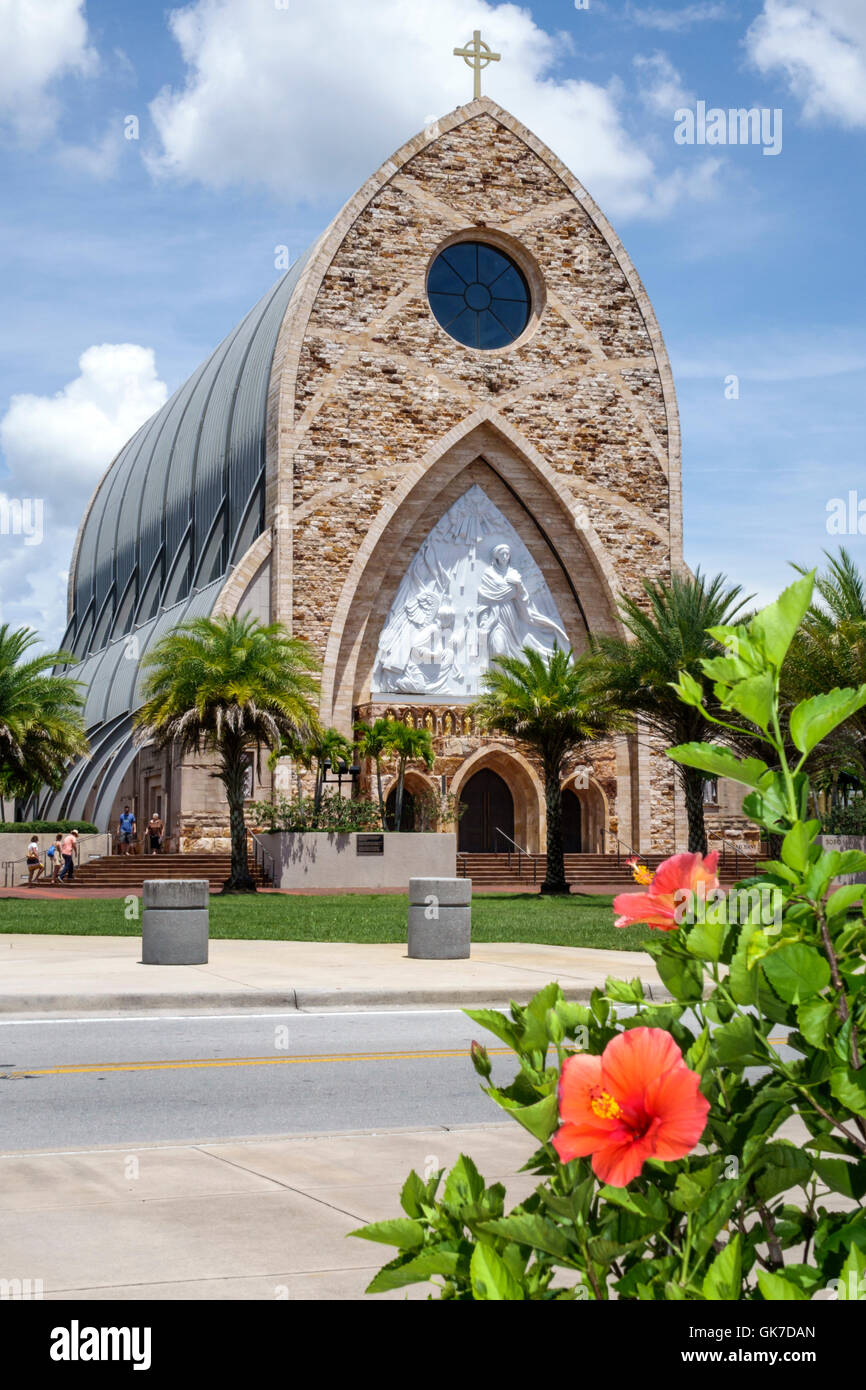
613 850 720 931
552 1027 710 1187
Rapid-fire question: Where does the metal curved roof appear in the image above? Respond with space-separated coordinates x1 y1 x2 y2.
48 246 315 824
64 247 313 661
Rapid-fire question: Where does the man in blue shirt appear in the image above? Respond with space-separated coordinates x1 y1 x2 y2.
118 806 136 856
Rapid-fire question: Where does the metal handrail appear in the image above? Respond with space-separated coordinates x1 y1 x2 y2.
250 832 276 886
614 836 641 868
494 827 537 884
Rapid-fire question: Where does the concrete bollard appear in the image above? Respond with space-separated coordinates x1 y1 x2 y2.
408 877 471 959
141 880 209 965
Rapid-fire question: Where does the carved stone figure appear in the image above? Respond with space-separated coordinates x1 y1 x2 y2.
372 485 570 697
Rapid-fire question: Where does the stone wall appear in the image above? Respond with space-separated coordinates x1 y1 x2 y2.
267 100 682 854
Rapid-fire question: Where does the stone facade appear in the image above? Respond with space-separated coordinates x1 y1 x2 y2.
174 98 685 853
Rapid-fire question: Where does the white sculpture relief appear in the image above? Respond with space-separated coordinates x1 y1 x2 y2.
372 485 569 697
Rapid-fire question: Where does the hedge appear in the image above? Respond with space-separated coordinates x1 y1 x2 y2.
0 821 99 834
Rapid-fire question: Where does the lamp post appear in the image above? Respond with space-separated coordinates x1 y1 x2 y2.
321 759 362 797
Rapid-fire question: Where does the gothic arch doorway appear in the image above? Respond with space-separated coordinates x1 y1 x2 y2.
561 787 582 853
458 768 514 853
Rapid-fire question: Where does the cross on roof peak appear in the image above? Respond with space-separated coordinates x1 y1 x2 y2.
453 31 501 101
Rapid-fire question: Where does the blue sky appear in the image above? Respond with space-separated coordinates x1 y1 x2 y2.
1 0 864 644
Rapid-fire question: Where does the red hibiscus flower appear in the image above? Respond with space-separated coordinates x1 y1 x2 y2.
552 1027 710 1187
613 850 720 931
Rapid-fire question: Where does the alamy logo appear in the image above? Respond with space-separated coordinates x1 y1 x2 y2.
0 497 43 545
674 102 782 156
826 491 866 535
50 1321 152 1371
0 1277 43 1300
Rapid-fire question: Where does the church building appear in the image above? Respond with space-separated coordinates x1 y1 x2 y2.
49 94 690 858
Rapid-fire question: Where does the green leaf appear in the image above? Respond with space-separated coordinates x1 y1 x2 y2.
365 1248 463 1294
604 975 645 1004
749 570 814 671
443 1154 485 1209
813 1157 866 1201
831 1066 866 1117
470 1242 524 1300
399 1169 427 1218
796 998 834 1048
686 918 728 962
655 951 705 1003
718 672 775 733
349 1217 425 1250
670 669 705 708
756 1268 808 1302
666 743 769 790
825 883 864 919
762 943 831 1004
464 1008 518 1051
754 1143 813 1201
835 1242 866 1301
702 1234 742 1301
789 686 866 758
480 1213 574 1260
491 1090 560 1143
714 1014 760 1065
781 822 812 873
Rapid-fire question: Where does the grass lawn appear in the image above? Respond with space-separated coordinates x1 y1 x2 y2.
0 892 650 952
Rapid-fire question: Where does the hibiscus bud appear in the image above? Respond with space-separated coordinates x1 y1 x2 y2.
470 1040 492 1078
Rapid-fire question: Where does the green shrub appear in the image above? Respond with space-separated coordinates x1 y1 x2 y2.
822 799 866 836
352 572 866 1301
0 820 99 834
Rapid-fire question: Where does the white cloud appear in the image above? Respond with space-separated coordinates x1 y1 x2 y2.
627 3 731 31
746 0 866 127
0 344 167 644
147 0 714 220
633 51 693 115
0 0 98 141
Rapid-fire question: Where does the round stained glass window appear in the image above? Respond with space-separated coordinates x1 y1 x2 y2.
427 242 531 350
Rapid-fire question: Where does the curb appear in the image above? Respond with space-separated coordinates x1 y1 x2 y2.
0 981 671 1017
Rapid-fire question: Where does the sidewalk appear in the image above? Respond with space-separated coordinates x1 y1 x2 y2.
0 934 664 1015
0 1122 535 1301
1 1115 849 1301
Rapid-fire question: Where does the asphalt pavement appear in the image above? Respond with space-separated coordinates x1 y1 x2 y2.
0 1007 518 1150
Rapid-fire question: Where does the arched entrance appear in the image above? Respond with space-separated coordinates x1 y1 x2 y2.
385 786 416 831
561 788 582 853
458 768 514 852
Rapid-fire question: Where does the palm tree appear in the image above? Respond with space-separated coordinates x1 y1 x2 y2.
384 721 434 831
354 717 393 828
590 570 751 855
786 549 866 799
305 727 355 814
473 645 621 894
136 614 320 892
0 625 88 818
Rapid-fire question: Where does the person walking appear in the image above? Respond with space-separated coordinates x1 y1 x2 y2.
118 806 136 856
57 829 78 883
26 836 44 887
46 834 63 883
147 812 164 854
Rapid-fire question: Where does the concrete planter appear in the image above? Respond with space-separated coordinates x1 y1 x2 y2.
258 831 456 891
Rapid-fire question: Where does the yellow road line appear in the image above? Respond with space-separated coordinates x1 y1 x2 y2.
1 1036 792 1079
0 1047 514 1078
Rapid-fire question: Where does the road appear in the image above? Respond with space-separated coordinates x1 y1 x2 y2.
0 1008 520 1150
